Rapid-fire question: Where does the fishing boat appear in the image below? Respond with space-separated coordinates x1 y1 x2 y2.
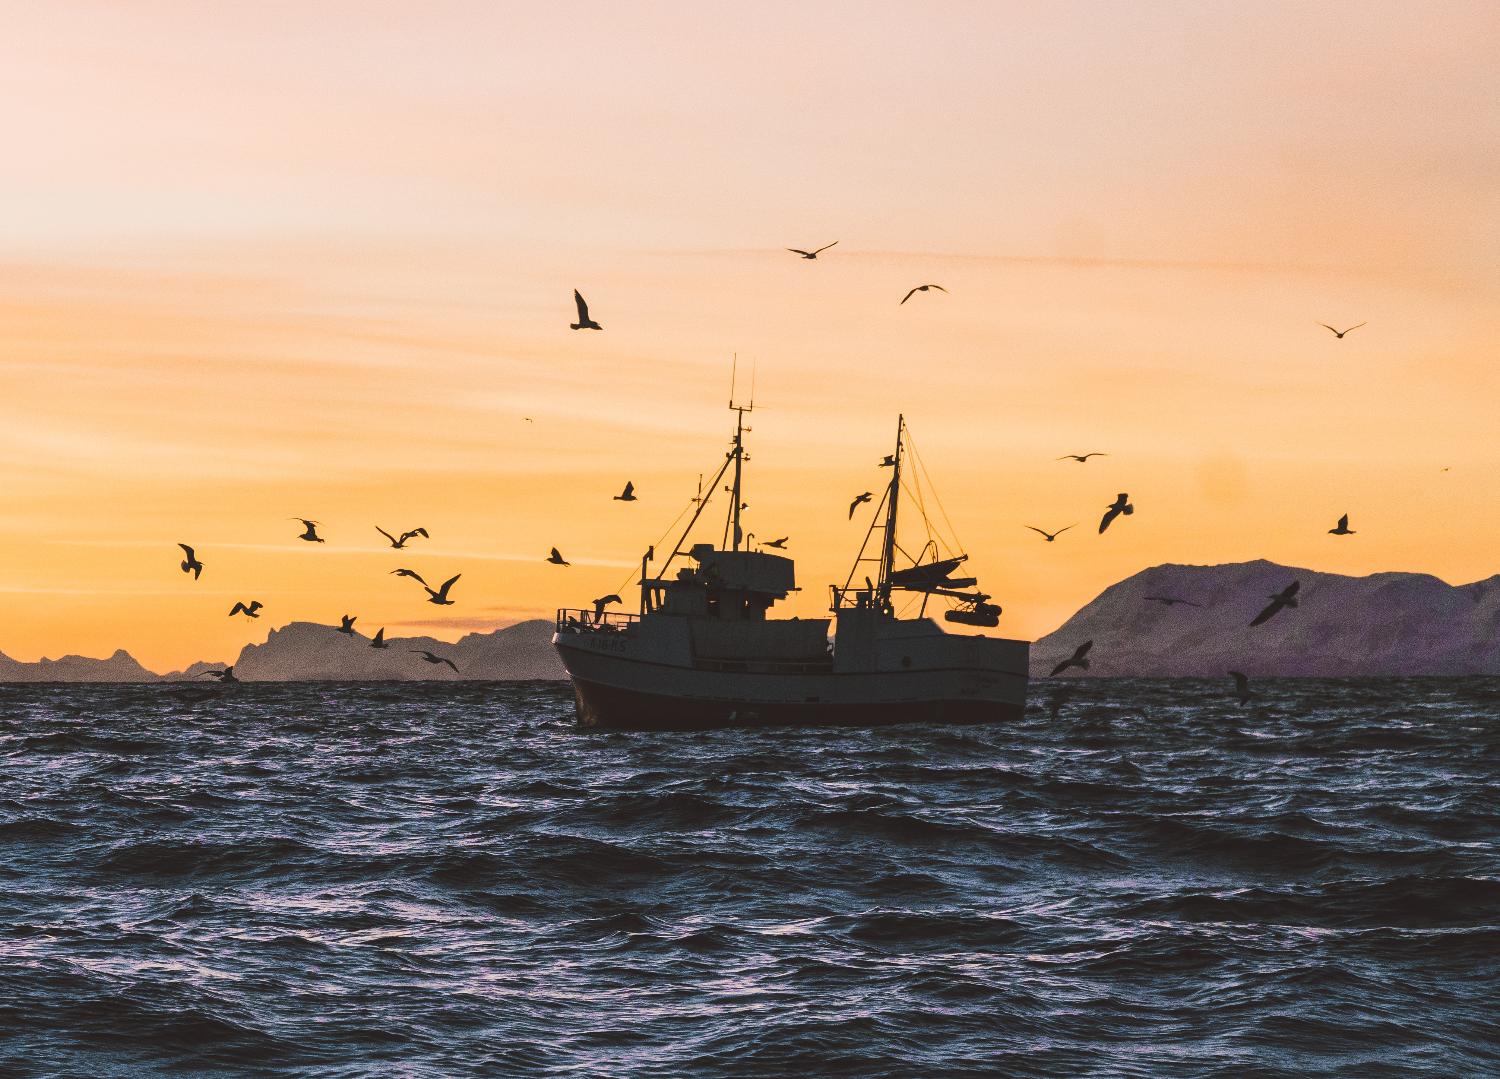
553 403 1029 729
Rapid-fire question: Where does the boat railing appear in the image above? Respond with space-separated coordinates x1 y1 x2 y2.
555 609 641 634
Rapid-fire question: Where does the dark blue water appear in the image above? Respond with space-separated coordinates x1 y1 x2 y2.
1 680 1497 1077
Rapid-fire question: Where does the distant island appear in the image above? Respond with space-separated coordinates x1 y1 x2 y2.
5 560 1499 682
1032 559 1500 678
0 620 566 683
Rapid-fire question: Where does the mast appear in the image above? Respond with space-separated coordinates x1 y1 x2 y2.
877 414 904 607
727 405 747 551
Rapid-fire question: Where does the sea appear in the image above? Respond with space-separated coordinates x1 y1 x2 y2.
0 679 1496 1078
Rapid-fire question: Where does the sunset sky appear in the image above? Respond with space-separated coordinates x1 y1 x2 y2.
3 1 1498 671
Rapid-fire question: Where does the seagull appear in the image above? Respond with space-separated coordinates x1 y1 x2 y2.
292 518 325 543
229 601 263 618
787 241 837 260
1058 453 1108 463
570 289 602 330
900 284 947 305
613 481 636 502
592 594 623 620
337 614 358 635
370 628 388 649
1098 493 1134 534
1026 525 1074 543
1144 596 1203 608
177 543 203 580
1319 322 1366 339
1328 513 1356 536
410 650 459 673
848 492 873 519
546 548 570 566
201 666 238 682
421 574 461 606
1229 670 1254 706
376 526 428 549
1050 640 1093 677
390 568 427 585
1250 581 1301 627
762 537 789 549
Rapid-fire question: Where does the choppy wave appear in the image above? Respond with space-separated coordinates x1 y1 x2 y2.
1 678 1497 1077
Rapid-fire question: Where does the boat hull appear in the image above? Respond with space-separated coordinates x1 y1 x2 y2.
569 676 1025 731
554 629 1029 731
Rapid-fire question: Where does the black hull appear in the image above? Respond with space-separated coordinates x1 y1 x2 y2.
570 678 1025 731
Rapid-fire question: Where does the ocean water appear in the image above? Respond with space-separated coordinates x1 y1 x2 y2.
0 679 1496 1078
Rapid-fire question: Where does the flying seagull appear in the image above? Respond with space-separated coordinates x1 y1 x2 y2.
546 547 570 566
421 574 461 606
1058 453 1108 463
229 601 263 619
1319 322 1366 339
570 289 602 331
592 594 623 620
370 628 388 649
787 241 837 259
1229 670 1254 706
390 568 427 585
848 492 873 519
337 614 358 635
376 526 429 549
613 481 636 502
1050 640 1093 677
1099 493 1134 534
1250 581 1301 627
1144 596 1203 608
1328 513 1356 536
201 666 238 682
409 650 459 674
292 518 325 543
900 284 947 305
762 536 789 549
1026 525 1074 543
177 543 203 580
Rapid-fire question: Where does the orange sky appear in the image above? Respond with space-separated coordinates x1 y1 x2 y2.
2 2 1498 671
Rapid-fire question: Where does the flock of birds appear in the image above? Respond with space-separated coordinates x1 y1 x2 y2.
187 241 1368 698
179 515 606 680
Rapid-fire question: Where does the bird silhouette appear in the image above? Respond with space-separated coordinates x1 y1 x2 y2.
547 548 570 566
1250 581 1301 627
848 492 873 519
762 536 789 549
376 526 428 549
1144 596 1202 608
899 284 947 305
292 518 324 543
787 241 837 259
1098 493 1134 534
1058 453 1108 463
1048 688 1075 720
390 568 427 585
1319 322 1366 339
177 543 203 580
229 601 263 618
1328 513 1356 536
1026 525 1074 542
410 650 459 673
421 574 461 606
613 481 636 502
570 289 602 330
592 594 623 620
1229 670 1254 706
1050 640 1093 677
337 614 358 635
201 666 238 682
370 628 388 649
